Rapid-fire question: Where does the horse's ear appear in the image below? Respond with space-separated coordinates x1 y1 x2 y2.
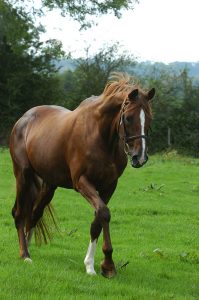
128 89 138 101
148 88 155 101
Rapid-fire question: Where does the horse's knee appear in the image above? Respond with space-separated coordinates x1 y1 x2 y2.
97 206 111 224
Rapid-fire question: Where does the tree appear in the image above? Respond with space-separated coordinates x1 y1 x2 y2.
59 43 136 109
0 1 65 143
141 66 199 156
9 0 139 28
1 0 140 145
145 68 184 153
172 70 199 155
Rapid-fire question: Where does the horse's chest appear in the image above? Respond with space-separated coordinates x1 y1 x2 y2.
87 160 118 185
83 145 126 187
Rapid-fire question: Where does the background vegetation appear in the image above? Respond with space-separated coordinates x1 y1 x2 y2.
1 0 199 156
1 149 199 299
58 59 199 156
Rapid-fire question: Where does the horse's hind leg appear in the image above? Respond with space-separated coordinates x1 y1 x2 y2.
25 175 43 246
12 168 34 261
28 183 56 244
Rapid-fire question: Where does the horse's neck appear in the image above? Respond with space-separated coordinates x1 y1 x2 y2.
76 97 127 166
96 97 124 148
98 104 127 167
77 95 123 145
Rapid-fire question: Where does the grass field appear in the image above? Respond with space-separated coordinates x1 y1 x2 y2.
0 148 199 300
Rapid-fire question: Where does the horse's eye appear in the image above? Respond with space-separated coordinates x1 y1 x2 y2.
125 116 133 124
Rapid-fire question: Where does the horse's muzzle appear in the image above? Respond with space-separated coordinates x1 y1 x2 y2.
131 155 148 168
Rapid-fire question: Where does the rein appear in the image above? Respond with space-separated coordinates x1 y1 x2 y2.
118 98 148 155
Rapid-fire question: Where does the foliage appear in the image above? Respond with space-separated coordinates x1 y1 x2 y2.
169 71 197 153
0 0 139 143
56 58 199 156
1 0 199 156
1 149 199 299
9 0 139 29
0 1 65 143
58 44 136 109
136 67 199 156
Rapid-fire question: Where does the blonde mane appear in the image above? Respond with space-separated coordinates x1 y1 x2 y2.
102 73 139 102
102 72 152 118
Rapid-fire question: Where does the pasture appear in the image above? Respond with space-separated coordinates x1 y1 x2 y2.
0 148 199 299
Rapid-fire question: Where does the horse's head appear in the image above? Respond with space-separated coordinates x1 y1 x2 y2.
119 87 155 168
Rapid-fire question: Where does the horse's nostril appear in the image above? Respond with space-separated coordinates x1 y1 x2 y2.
131 154 148 168
131 155 139 167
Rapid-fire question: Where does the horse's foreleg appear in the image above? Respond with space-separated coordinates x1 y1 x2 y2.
99 182 117 278
84 215 102 275
84 239 97 275
77 176 116 278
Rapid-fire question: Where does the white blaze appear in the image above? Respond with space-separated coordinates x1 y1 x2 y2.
84 239 97 275
140 109 146 161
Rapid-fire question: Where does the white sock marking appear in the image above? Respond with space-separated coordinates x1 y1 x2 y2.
140 109 146 162
84 239 97 275
24 257 33 263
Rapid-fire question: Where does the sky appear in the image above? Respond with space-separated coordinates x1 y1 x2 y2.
39 0 199 63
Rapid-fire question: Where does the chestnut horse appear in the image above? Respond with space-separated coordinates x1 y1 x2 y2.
10 73 155 278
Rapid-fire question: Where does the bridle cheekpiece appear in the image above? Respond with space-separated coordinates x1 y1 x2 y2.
118 98 148 155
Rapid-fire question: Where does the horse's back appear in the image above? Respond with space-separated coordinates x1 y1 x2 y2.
23 105 71 120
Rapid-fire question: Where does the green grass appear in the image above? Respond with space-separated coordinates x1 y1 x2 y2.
1 149 199 299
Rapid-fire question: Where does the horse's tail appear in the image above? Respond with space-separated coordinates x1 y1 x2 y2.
34 204 58 245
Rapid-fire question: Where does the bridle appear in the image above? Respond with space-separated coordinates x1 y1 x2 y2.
118 98 149 155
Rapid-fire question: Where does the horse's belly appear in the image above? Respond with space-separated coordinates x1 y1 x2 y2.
27 147 73 188
39 168 73 188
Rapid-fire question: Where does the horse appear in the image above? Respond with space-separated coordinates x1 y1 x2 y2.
9 73 155 278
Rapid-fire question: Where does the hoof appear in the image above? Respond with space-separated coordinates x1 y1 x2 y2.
86 270 97 276
85 265 97 276
24 257 33 263
100 263 116 278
